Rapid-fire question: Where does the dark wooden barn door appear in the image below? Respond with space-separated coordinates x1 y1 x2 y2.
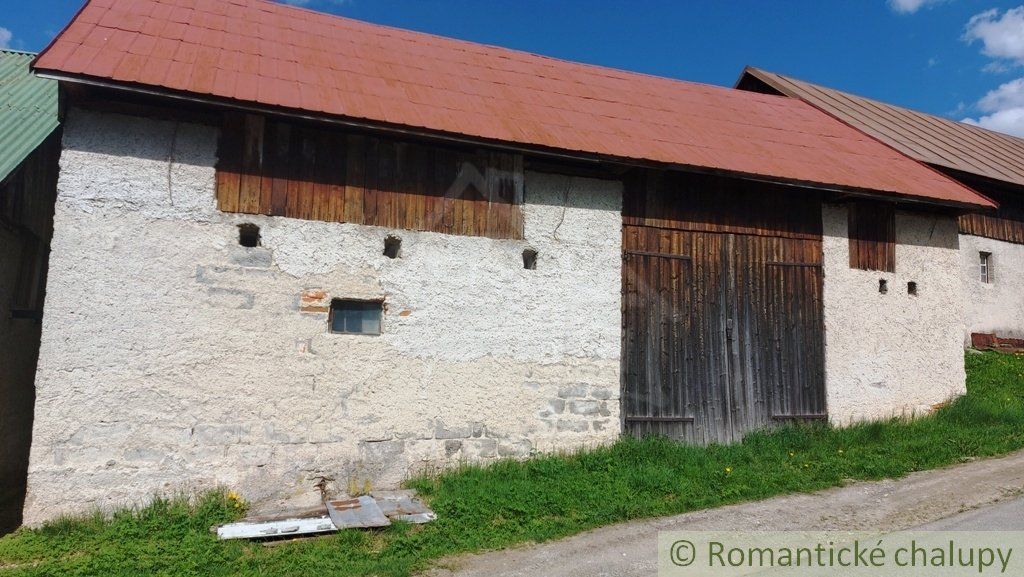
622 171 826 444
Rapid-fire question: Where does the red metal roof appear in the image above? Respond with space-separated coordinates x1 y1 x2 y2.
34 0 994 208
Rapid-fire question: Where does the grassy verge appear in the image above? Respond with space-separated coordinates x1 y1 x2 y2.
2 351 1023 576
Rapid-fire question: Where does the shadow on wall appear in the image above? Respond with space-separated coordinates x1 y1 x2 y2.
0 227 40 536
0 132 60 535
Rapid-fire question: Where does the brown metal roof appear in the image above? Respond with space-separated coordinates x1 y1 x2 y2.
738 66 1024 189
31 0 994 209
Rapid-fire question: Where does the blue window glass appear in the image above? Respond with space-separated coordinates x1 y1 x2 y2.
329 300 382 335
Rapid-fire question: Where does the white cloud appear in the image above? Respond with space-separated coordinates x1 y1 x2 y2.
0 27 12 49
962 77 1024 136
964 7 1024 65
959 8 1024 136
888 0 947 14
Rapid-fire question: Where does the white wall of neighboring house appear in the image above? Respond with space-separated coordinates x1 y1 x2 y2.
822 204 967 424
960 234 1024 342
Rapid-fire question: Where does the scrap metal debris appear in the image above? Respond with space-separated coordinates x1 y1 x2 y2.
326 495 390 529
215 490 435 540
216 510 338 540
372 490 437 524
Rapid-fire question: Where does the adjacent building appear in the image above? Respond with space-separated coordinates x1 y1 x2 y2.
0 49 60 533
12 0 996 523
737 67 1024 347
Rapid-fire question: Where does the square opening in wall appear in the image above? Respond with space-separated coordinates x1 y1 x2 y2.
238 223 261 248
329 299 383 335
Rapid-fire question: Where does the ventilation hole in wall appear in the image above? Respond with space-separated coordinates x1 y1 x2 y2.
907 281 918 296
238 223 261 248
383 235 402 259
522 248 538 270
879 279 888 294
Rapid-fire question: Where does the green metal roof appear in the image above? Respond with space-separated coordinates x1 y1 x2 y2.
0 49 58 184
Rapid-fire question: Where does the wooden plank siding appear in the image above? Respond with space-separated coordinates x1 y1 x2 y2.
623 170 822 240
215 113 524 239
622 170 826 444
847 200 896 272
959 212 1024 245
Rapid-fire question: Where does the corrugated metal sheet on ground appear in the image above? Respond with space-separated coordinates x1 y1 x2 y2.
32 0 993 208
739 66 1024 190
0 49 59 184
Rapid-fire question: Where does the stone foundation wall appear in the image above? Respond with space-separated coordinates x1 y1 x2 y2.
24 109 623 523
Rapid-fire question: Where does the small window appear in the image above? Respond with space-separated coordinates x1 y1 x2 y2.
238 223 260 247
907 281 918 296
522 248 538 270
980 252 993 284
329 299 382 335
878 279 888 294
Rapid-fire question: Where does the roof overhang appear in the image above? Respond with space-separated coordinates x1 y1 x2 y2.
39 69 997 213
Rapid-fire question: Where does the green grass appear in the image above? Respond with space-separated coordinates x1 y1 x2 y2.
2 351 1023 576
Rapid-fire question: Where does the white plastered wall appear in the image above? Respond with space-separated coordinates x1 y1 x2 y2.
822 204 967 424
959 234 1024 341
24 109 623 523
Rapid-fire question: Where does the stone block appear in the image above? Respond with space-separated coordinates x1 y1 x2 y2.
557 384 589 399
568 400 600 416
556 419 589 433
444 440 462 457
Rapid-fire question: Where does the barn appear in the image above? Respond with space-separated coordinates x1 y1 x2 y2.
737 66 1024 349
17 0 994 523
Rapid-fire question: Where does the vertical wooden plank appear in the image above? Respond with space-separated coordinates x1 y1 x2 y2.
284 126 303 219
510 154 525 240
215 112 244 213
267 121 290 216
344 134 366 224
298 129 317 221
433 146 457 235
324 131 346 222
375 139 397 229
414 145 434 232
237 114 266 214
363 137 381 227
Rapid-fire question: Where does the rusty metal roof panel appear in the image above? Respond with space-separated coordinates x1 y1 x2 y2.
0 49 59 184
32 0 994 208
740 66 1024 189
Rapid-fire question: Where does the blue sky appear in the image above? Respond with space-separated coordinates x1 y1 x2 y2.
5 0 1024 135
